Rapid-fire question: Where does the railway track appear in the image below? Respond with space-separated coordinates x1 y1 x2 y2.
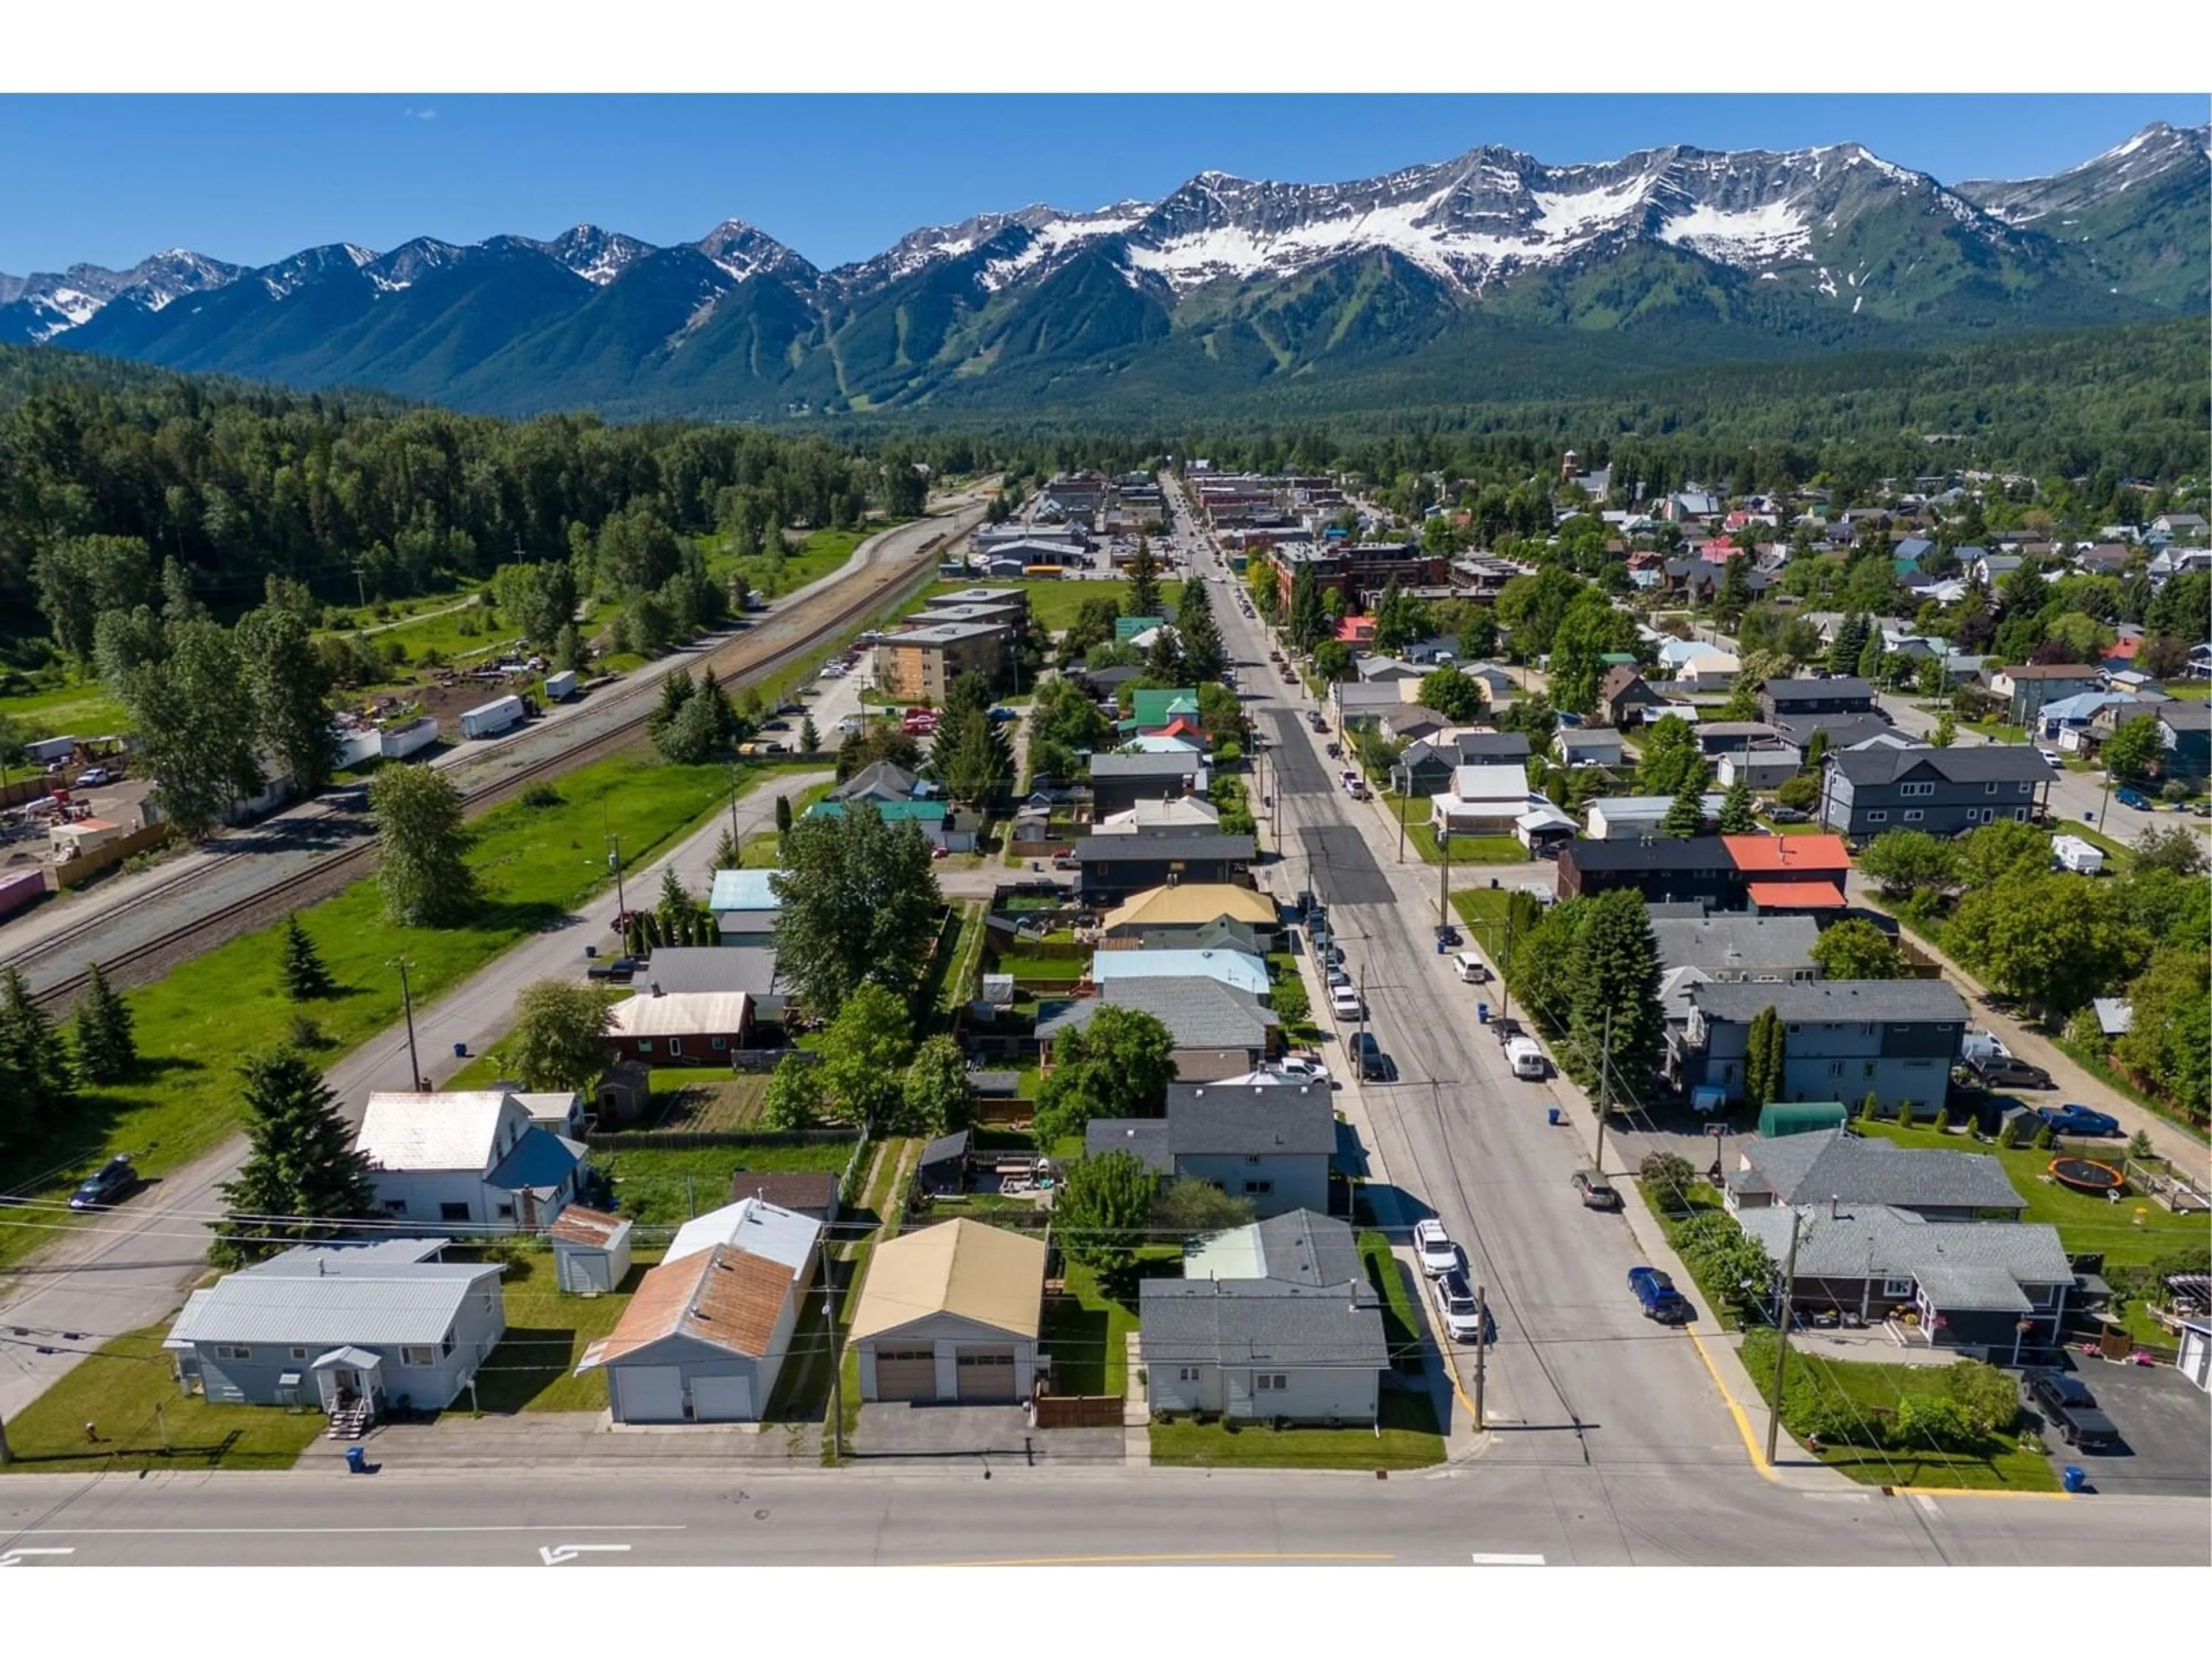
18 507 975 1009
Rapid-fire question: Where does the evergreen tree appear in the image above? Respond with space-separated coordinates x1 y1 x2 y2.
1662 759 1713 838
211 1049 377 1266
657 866 694 929
1744 1006 1785 1108
1566 891 1664 1106
774 794 793 836
800 715 820 753
70 962 137 1085
1125 538 1162 619
1289 565 1327 655
1175 579 1226 684
1826 614 1869 677
649 666 696 738
1 965 76 1140
1716 779 1757 835
711 824 743 872
280 911 335 1002
1855 629 1885 683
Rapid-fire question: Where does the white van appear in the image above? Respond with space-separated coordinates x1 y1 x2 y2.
1453 950 1491 984
1504 1036 1547 1080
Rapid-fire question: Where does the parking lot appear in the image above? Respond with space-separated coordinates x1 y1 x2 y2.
2036 1358 2211 1496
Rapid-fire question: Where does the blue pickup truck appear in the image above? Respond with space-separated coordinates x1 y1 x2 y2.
1628 1266 1694 1325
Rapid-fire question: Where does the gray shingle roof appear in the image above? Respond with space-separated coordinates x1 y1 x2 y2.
1650 915 1820 978
1161 1080 1337 1157
1563 836 1734 873
1775 712 1896 751
1691 979 1967 1025
1733 1128 2021 1211
1072 834 1255 865
1737 1205 2070 1311
1089 751 1205 778
1829 745 2051 786
1137 1210 1387 1368
1040 978 1277 1050
1765 676 1876 703
1085 1118 1172 1173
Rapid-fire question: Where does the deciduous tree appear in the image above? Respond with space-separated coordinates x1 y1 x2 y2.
1809 918 1912 980
503 980 614 1093
818 983 914 1129
369 762 479 926
770 803 941 1018
1053 1150 1156 1272
901 1034 974 1138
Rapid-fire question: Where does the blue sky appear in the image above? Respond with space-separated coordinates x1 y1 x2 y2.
2 93 2204 275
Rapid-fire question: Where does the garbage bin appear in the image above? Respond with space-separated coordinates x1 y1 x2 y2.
1477 1003 1490 1024
2062 1465 2086 1493
1547 1107 1562 1126
346 1446 369 1475
453 1042 468 1059
1436 937 1448 955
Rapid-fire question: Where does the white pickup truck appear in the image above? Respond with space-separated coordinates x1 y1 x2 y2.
1339 769 1368 800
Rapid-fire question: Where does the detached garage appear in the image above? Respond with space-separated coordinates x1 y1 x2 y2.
851 1219 1046 1405
575 1198 820 1423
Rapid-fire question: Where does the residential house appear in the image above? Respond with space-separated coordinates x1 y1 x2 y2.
1676 650 1742 692
1703 724 1802 791
1378 704 1451 744
1098 883 1277 954
1723 1127 2025 1221
709 869 782 947
1652 914 1820 1029
1597 665 1669 728
1585 794 1726 839
2036 690 2142 750
2152 700 2212 781
1085 1078 1335 1219
727 1170 841 1228
1819 745 2051 839
1430 763 1541 835
1736 1205 2071 1363
578 1198 822 1423
1760 676 1877 722
831 760 932 806
1990 664 2103 728
1094 796 1222 835
2150 512 2207 542
1392 731 1528 797
1089 947 1270 997
1724 834 1853 916
1140 1210 1388 1425
355 1091 584 1230
549 1206 634 1295
870 620 1011 702
1040 976 1279 1079
1124 687 1202 734
1554 728 1627 769
1354 655 1424 685
1673 979 1966 1115
636 946 781 999
164 1240 505 1417
1331 680 1416 727
805 797 975 853
851 1218 1046 1403
1556 836 1742 908
604 990 756 1066
1088 751 1209 818
1774 710 1899 753
1120 733 1206 755
1071 831 1254 905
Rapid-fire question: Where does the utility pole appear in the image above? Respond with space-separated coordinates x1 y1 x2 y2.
1472 1279 1487 1430
1764 1207 1804 1467
392 959 423 1091
607 832 627 919
1437 820 1451 927
825 1300 845 1463
726 765 741 844
352 562 368 612
1593 1006 1613 1172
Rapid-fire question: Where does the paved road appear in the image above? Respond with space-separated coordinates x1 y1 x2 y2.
1 1461 2205 1568
0 492 991 998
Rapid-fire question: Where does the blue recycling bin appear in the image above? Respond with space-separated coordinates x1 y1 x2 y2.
1436 937 1448 955
453 1041 468 1058
2062 1464 2086 1493
345 1446 369 1475
1547 1107 1562 1126
1477 1003 1490 1024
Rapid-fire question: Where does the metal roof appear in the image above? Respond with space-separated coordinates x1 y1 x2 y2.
581 1243 800 1368
356 1092 523 1174
484 1127 585 1196
168 1259 504 1349
1090 948 1270 997
665 1197 821 1272
1039 977 1277 1051
709 869 781 914
604 991 752 1038
1100 884 1277 931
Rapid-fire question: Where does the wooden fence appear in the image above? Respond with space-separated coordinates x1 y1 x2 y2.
53 820 173 888
1034 1393 1123 1429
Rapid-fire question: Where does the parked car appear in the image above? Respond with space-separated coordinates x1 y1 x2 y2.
1972 1055 2055 1091
2115 786 2153 811
1267 1056 1331 1085
1628 1265 1693 1324
72 766 115 788
2024 1370 2121 1452
1412 1218 1459 1277
1348 1031 1390 1081
1432 1270 1486 1343
1324 964 1351 990
2036 1103 2121 1137
1329 984 1365 1021
586 955 641 984
1765 806 1810 824
70 1156 138 1212
1571 1169 1622 1211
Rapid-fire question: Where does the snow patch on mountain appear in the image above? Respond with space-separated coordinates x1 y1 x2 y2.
1658 200 1812 267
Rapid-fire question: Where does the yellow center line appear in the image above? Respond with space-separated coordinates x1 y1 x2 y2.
1683 1325 1777 1482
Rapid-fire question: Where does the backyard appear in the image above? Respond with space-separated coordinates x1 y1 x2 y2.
1380 792 1526 866
598 1138 858 1229
472 1246 661 1414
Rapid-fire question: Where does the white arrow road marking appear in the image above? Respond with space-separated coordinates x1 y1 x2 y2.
0 1548 77 1566
540 1543 634 1566
1469 1552 1546 1566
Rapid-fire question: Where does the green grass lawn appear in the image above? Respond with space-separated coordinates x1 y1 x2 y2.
711 525 877 603
0 673 132 740
823 1136 915 1461
1037 1258 1142 1396
1852 1120 2209 1269
1739 1327 2059 1492
0 1324 325 1474
600 1139 858 1229
1380 793 1525 865
0 755 821 1270
918 576 1184 634
1359 1231 1425 1363
992 950 1085 982
1450 887 1514 932
1149 1389 1445 1470
935 900 989 1014
1631 1177 1749 1331
473 1248 664 1414
320 593 516 679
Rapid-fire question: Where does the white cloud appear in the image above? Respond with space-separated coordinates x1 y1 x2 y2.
404 105 437 121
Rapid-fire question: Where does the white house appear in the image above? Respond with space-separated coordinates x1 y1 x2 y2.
1587 794 1726 839
1088 948 1271 997
1430 762 1539 835
1141 1210 1388 1425
164 1240 506 1422
355 1090 584 1231
576 1198 821 1423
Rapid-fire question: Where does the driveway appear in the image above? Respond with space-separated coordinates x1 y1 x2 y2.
2036 1358 2211 1497
851 1403 1124 1464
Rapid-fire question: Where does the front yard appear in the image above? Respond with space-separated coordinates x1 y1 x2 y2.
0 1324 325 1474
1380 791 1525 865
473 1247 661 1414
1149 1390 1445 1470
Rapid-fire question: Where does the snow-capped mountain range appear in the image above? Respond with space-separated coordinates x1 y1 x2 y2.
3 122 2202 417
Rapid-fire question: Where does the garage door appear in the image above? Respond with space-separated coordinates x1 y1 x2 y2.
691 1373 754 1422
616 1365 685 1422
872 1348 938 1402
955 1347 1017 1402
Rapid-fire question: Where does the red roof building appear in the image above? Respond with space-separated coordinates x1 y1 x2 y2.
1335 615 1378 645
1724 834 1853 913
